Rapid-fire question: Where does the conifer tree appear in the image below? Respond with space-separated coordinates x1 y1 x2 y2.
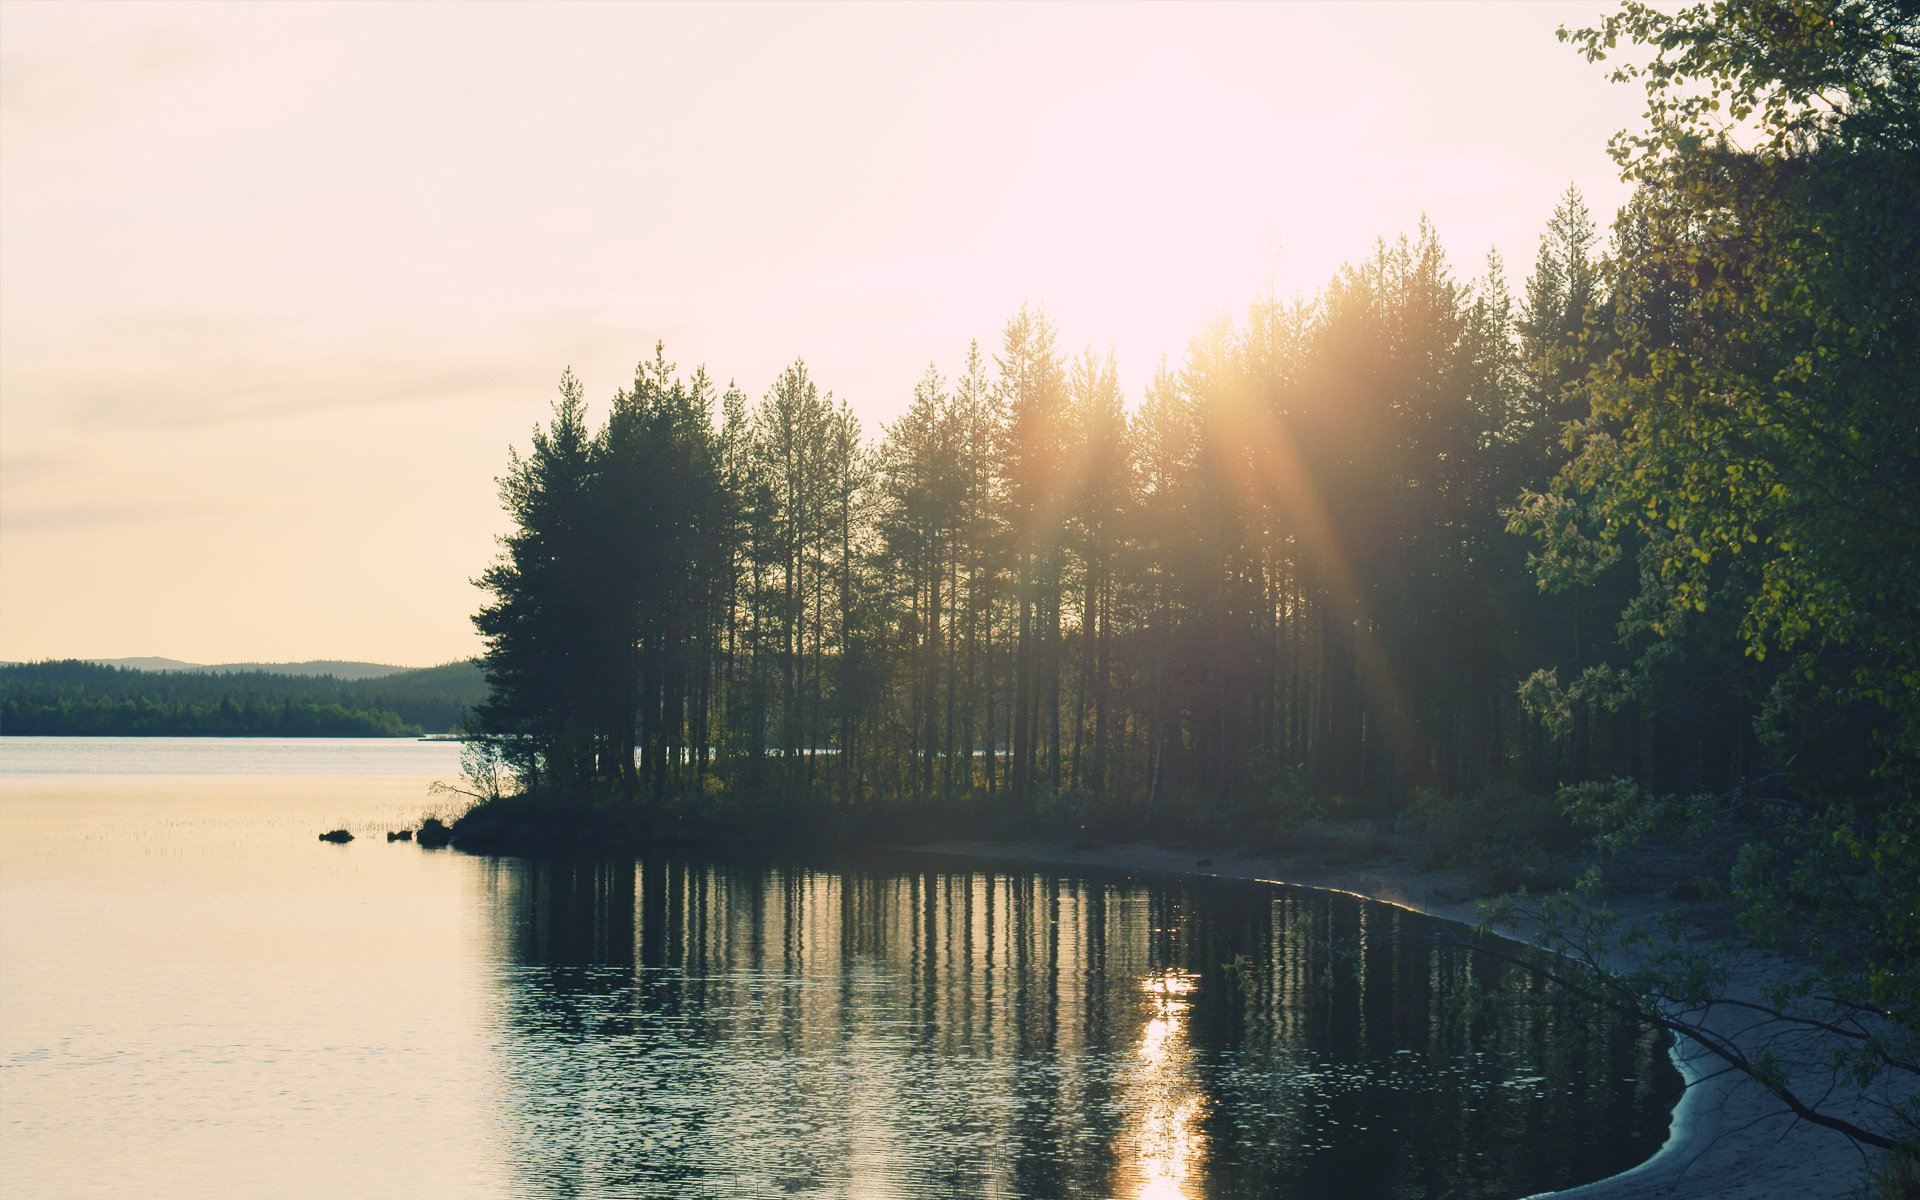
473 369 604 796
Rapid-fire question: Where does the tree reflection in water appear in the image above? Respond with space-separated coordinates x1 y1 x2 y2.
478 854 1678 1199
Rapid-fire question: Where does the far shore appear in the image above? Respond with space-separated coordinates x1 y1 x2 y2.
0 731 437 738
902 832 1890 1200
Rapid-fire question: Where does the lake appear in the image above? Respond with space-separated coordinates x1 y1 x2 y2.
0 737 1679 1198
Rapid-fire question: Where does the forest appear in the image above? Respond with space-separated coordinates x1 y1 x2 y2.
472 10 1915 831
464 0 1916 1165
0 660 486 736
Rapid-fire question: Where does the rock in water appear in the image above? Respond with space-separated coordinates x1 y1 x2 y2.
387 830 414 842
416 818 452 848
318 829 353 843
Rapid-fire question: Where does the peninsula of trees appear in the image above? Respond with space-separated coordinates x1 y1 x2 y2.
462 0 1917 1165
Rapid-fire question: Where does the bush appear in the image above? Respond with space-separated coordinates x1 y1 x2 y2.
1398 783 1579 888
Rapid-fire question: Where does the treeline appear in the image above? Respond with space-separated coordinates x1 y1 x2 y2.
0 660 487 736
476 190 1902 827
474 1 1915 848
2 695 416 737
474 220 1591 817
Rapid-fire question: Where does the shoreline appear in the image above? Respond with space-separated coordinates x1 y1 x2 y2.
903 835 1886 1200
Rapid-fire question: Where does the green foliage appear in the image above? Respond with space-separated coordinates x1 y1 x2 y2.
1872 1145 1920 1200
1399 783 1580 886
1220 953 1256 998
1507 0 1920 1157
1557 776 1675 855
1561 0 1919 171
1539 0 1920 981
1515 664 1641 740
1542 0 1920 789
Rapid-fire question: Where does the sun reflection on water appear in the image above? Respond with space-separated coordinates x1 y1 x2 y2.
1131 970 1206 1199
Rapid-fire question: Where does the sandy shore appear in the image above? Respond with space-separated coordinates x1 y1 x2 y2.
906 834 1894 1199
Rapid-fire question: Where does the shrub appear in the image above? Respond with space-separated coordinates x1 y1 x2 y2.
1398 783 1579 888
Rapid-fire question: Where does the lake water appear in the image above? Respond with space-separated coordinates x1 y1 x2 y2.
0 737 1679 1199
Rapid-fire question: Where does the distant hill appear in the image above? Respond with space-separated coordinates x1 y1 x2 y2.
83 657 206 673
84 657 412 680
1 659 487 736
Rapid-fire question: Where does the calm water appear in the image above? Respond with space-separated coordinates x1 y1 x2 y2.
0 738 1679 1199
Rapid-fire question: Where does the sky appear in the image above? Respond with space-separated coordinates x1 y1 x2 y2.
0 0 1650 667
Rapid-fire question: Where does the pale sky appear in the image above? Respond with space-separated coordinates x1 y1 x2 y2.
1 0 1645 667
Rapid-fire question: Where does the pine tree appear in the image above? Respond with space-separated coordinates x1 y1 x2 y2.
473 369 604 797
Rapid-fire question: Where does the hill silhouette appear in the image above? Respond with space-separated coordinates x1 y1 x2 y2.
83 658 410 680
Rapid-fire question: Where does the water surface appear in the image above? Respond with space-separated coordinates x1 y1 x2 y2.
0 738 1678 1198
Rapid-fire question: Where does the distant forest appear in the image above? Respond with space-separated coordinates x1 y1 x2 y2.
0 660 486 737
